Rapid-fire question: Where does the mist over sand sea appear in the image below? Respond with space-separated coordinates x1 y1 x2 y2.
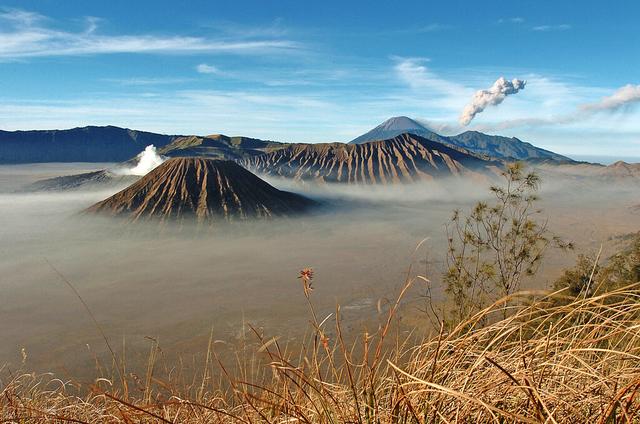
0 162 638 378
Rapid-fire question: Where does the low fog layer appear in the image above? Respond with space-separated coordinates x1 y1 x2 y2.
0 163 638 378
0 162 114 192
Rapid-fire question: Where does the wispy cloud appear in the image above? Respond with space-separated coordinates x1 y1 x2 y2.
393 57 468 97
498 17 524 24
0 8 301 60
203 17 290 39
581 84 640 112
413 23 452 33
196 64 221 75
0 90 345 141
532 24 571 32
102 77 193 86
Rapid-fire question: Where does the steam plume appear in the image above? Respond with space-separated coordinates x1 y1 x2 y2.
459 77 526 125
119 145 166 176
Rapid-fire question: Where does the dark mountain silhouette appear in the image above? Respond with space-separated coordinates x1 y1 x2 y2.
0 125 293 164
0 126 178 163
349 116 571 162
86 158 316 222
242 133 501 184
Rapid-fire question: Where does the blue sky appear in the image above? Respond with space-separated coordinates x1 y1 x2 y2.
1 0 639 159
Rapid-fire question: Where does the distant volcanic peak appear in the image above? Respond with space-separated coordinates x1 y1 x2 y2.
609 160 640 170
605 161 640 177
378 116 427 131
243 133 499 184
349 116 446 145
86 157 316 222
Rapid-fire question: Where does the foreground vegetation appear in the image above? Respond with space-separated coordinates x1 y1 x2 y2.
2 283 638 422
1 165 639 423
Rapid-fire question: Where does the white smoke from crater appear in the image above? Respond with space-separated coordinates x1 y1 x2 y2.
117 145 166 176
459 77 526 126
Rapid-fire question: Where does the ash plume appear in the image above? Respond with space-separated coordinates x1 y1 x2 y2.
476 83 640 132
459 77 526 126
581 84 640 112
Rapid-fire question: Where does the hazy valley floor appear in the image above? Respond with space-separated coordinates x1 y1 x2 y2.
0 163 638 380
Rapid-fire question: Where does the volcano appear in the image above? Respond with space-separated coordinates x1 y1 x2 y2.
242 133 501 184
349 116 449 146
86 157 316 222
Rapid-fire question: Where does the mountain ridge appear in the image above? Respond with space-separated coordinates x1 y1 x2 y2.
1 119 570 164
0 125 180 163
0 126 287 164
159 134 288 160
241 133 502 184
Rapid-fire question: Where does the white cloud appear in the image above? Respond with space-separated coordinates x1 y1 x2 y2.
196 64 221 74
102 77 192 86
532 24 571 32
0 8 45 25
393 57 468 97
0 90 342 142
203 17 289 39
0 8 300 60
498 17 524 24
414 23 452 32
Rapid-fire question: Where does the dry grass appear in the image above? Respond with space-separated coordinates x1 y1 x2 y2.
1 272 639 423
